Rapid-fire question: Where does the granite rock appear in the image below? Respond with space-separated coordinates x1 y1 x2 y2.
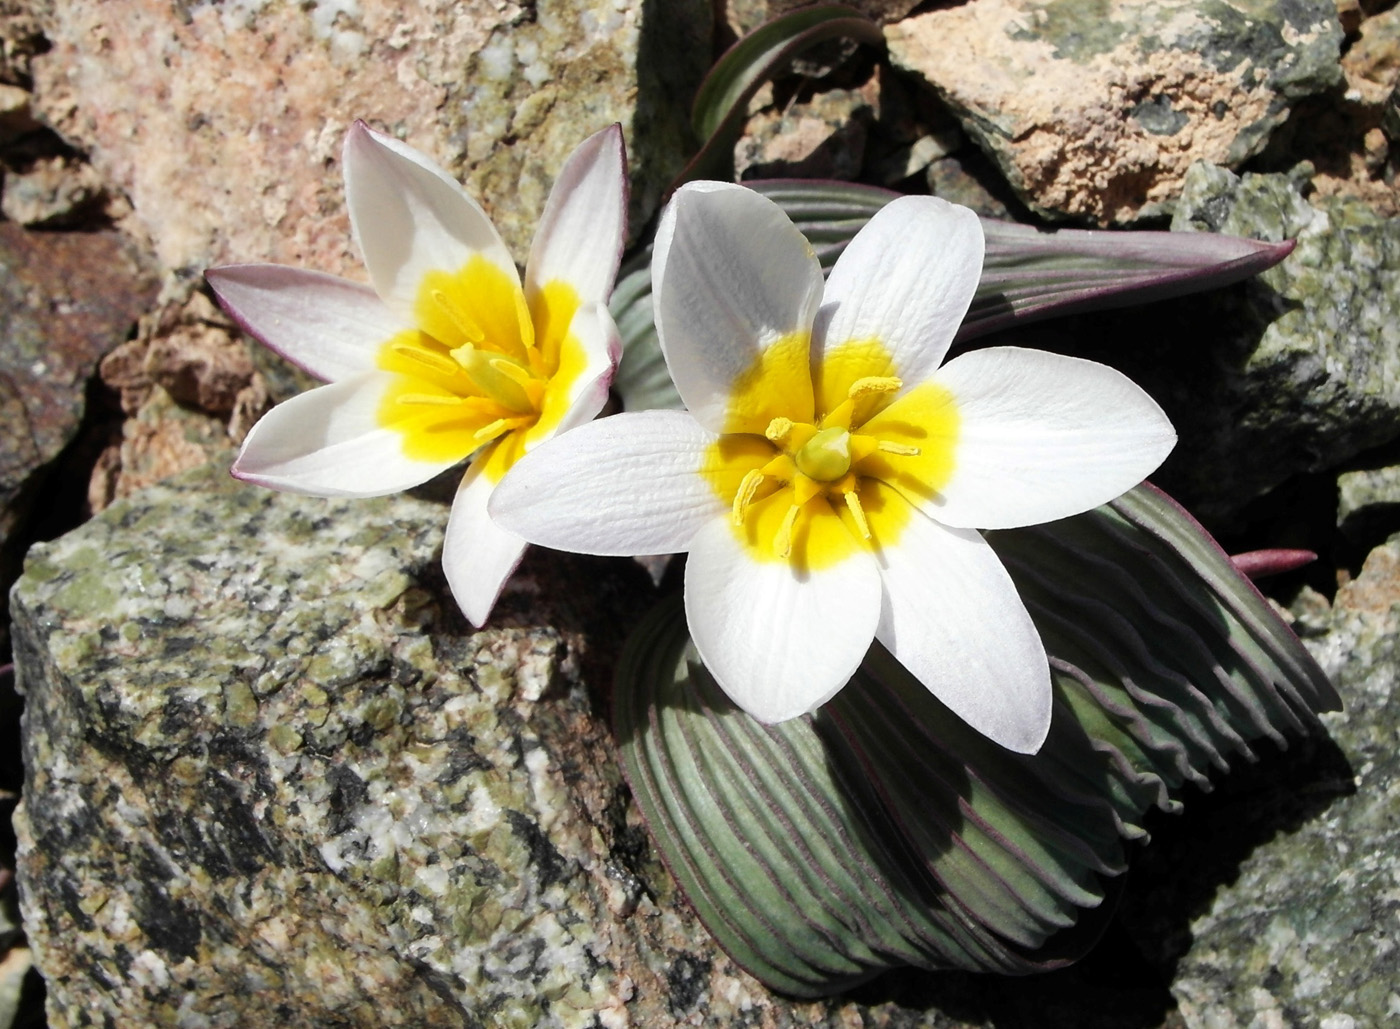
0 222 156 649
1336 465 1400 538
6 460 1351 1029
30 0 711 275
886 0 1344 224
1111 534 1400 1028
1160 161 1400 520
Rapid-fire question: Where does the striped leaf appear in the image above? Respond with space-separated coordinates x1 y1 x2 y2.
612 181 1294 413
613 483 1337 996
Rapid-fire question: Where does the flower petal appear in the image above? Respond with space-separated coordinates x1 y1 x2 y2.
526 124 627 307
652 181 824 433
489 410 722 556
872 494 1051 753
232 372 464 497
442 451 529 628
815 196 983 398
685 517 882 723
925 347 1177 530
206 264 405 383
343 121 518 322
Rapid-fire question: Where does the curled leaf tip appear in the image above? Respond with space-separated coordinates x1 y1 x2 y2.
1230 548 1318 579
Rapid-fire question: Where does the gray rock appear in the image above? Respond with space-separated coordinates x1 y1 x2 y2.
1159 161 1400 521
0 222 155 651
1115 534 1400 1027
1337 465 1400 538
886 0 1344 224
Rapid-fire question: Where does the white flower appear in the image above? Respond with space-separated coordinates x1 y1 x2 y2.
207 122 626 626
489 183 1176 752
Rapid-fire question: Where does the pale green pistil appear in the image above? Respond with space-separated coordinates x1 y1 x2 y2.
794 427 853 482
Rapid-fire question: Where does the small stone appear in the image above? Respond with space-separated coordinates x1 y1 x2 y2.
736 86 874 181
142 294 256 417
0 81 38 144
1337 465 1400 537
0 155 106 227
886 0 1345 224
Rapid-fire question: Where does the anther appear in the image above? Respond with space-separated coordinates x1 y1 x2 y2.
764 416 794 446
489 357 535 386
844 490 871 540
431 289 486 344
732 469 765 527
773 503 801 559
848 375 902 399
390 343 462 376
396 393 467 407
876 440 921 457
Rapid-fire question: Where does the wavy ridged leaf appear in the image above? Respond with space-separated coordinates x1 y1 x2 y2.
613 483 1337 996
612 181 1295 413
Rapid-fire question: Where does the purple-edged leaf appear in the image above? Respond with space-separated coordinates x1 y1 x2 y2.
674 6 885 188
614 482 1337 995
1230 549 1318 580
612 180 1296 413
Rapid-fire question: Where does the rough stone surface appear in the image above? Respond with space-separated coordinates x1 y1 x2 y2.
1112 534 1400 1028
1159 161 1400 519
14 459 1400 1028
31 0 711 275
1337 464 1400 537
0 222 156 647
886 0 1344 224
735 82 875 181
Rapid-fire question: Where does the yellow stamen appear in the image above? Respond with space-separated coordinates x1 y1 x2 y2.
473 416 532 443
773 503 802 559
431 289 486 344
732 469 766 527
877 440 921 457
848 375 902 399
451 344 535 414
765 416 794 446
396 393 469 407
843 490 871 540
490 357 536 387
390 343 462 376
514 286 537 353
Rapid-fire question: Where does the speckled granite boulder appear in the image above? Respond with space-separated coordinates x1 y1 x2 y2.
1111 534 1400 1027
1159 161 1400 521
0 222 155 649
886 0 1343 224
30 0 710 274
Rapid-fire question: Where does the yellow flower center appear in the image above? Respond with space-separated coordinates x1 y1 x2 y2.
375 254 586 481
702 335 960 572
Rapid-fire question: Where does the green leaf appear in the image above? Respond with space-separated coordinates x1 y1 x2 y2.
613 484 1336 996
675 6 885 187
611 181 1294 413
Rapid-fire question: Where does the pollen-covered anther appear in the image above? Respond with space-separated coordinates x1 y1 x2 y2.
876 440 921 457
764 416 794 446
431 288 487 343
390 343 462 376
843 489 871 540
847 375 902 400
396 392 469 407
773 502 802 559
732 468 766 527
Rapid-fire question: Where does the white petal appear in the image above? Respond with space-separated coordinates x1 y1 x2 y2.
651 181 824 432
816 196 983 384
489 410 722 556
206 264 405 383
443 453 529 628
526 302 620 447
685 518 882 723
232 372 462 497
526 124 627 306
343 121 519 322
928 347 1177 529
875 511 1050 754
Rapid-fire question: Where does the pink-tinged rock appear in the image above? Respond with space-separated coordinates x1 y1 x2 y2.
886 0 1344 224
30 0 709 275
